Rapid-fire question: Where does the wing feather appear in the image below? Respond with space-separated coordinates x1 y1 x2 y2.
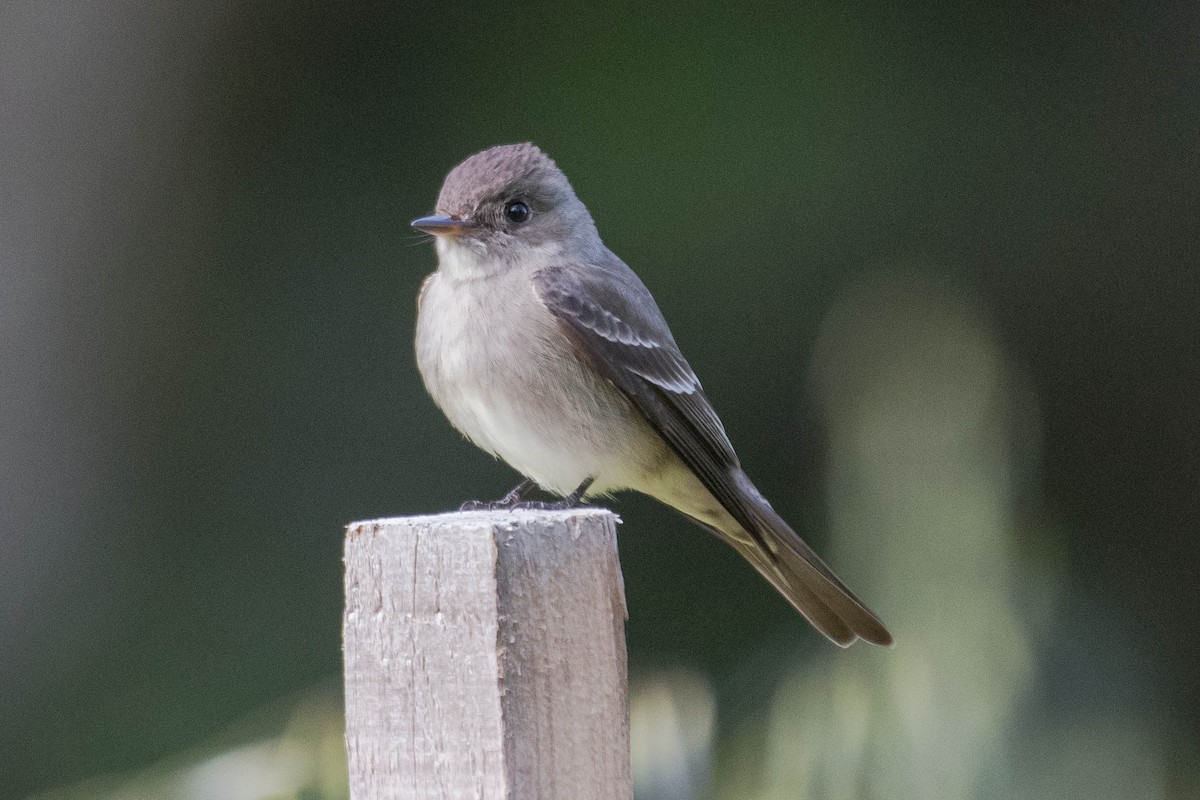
533 263 771 551
533 261 892 647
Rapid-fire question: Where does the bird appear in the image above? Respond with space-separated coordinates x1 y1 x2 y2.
411 143 892 647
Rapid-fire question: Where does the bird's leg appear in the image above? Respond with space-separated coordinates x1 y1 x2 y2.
459 478 536 511
512 477 595 511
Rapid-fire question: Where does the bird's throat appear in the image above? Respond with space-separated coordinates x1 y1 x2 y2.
436 237 498 282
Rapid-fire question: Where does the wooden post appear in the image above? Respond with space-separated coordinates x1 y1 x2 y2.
343 509 630 800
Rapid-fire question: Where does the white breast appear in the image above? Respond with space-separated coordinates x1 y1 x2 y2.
415 262 661 497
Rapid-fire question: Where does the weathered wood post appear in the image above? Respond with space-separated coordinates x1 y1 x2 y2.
343 509 630 800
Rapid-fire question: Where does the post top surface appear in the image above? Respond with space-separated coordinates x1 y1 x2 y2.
346 506 620 533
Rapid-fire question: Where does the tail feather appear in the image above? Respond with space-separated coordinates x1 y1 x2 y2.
729 530 891 647
718 470 893 648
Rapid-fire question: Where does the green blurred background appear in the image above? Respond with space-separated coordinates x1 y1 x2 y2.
3 1 1197 798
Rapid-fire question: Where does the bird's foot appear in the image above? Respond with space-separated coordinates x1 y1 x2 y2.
459 477 595 513
509 477 595 512
459 479 536 512
459 499 507 511
509 498 582 511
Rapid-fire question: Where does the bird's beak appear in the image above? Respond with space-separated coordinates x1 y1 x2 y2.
411 214 475 236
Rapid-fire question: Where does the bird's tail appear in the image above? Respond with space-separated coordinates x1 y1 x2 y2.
703 470 894 648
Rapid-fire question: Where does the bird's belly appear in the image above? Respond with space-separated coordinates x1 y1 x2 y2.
448 384 609 493
416 277 665 496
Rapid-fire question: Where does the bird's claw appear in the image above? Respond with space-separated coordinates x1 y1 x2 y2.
509 499 582 512
457 477 591 514
458 498 515 512
458 498 582 512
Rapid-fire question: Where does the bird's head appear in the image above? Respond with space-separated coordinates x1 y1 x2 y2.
412 143 600 280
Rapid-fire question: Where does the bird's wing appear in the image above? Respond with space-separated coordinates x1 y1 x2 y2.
534 259 893 647
532 260 769 550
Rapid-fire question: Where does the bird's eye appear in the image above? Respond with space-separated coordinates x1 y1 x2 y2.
503 200 531 224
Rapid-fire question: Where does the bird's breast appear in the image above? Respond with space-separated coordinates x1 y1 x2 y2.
415 270 663 495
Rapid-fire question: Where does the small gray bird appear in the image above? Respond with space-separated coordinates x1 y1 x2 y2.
413 143 892 647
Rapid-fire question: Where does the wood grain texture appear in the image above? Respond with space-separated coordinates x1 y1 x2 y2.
343 509 629 800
